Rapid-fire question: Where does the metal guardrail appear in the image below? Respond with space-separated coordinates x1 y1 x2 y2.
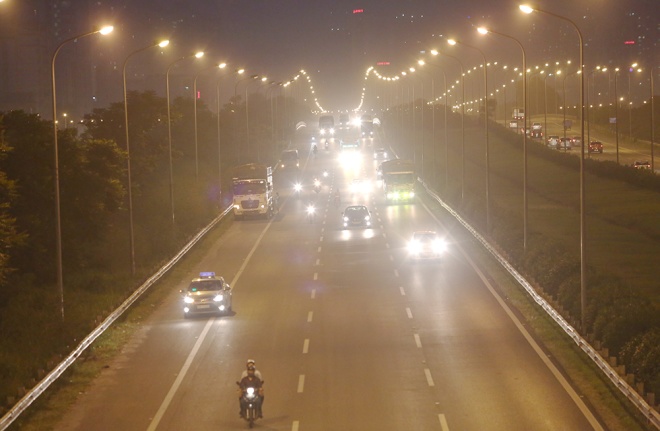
420 181 660 429
0 206 233 431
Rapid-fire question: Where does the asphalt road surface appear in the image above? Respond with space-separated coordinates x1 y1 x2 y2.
53 131 603 431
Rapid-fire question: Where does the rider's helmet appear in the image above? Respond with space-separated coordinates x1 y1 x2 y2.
247 359 256 367
247 366 256 374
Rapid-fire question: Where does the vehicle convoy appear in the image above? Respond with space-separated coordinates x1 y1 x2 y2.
180 272 232 318
318 115 335 136
231 163 274 219
380 159 416 203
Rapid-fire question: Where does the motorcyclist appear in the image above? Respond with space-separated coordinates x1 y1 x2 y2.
241 359 263 380
238 365 263 418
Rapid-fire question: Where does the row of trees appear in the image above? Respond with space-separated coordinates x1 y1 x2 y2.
0 90 313 407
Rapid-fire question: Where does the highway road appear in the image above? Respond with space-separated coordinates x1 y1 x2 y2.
53 130 604 431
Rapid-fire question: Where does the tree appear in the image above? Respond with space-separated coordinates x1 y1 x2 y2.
0 114 26 289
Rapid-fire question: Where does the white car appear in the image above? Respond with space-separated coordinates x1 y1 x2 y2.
407 231 447 260
181 272 232 318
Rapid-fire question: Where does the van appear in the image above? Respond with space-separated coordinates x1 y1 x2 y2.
279 150 299 169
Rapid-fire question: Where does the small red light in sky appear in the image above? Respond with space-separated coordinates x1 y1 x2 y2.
197 91 201 99
624 40 635 45
353 9 364 14
376 62 390 66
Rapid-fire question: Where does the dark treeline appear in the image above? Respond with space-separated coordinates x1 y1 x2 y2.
0 90 314 407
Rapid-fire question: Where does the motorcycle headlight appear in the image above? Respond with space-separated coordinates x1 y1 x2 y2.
214 294 224 302
246 387 255 395
184 296 194 304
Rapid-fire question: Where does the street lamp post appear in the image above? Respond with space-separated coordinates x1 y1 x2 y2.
448 38 491 234
477 27 528 247
51 25 113 320
193 62 227 182
422 59 448 192
165 51 204 226
613 68 620 164
122 39 169 276
214 63 228 207
520 4 587 331
431 49 465 204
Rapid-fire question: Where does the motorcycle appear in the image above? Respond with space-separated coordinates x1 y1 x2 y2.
306 203 316 223
322 169 329 178
313 178 321 194
236 381 264 428
324 141 329 150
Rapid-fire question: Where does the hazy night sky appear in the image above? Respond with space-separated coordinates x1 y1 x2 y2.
97 0 654 110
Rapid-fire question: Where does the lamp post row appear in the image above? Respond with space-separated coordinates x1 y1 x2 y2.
51 29 295 318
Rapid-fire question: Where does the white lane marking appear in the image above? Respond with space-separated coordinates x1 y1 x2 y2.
311 289 316 299
297 375 305 393
389 255 394 261
317 246 321 253
414 333 422 348
315 258 320 266
439 414 450 430
406 307 413 319
394 269 399 277
320 236 324 242
307 311 313 322
424 368 435 387
399 286 406 296
292 421 300 431
420 200 604 430
385 243 390 249
146 318 215 431
313 272 318 280
383 233 387 238
303 339 310 354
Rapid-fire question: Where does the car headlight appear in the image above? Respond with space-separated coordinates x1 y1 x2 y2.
432 239 448 254
214 294 224 302
408 240 421 254
364 215 370 221
343 216 349 221
184 296 194 304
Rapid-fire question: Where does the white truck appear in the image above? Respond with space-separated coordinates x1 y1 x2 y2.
513 108 525 120
231 163 274 219
380 159 416 203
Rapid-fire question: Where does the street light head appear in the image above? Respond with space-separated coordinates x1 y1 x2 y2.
261 76 267 82
477 27 489 35
430 49 439 56
447 39 457 46
237 68 245 74
519 5 534 14
218 62 227 69
99 26 114 35
194 51 204 58
158 40 170 48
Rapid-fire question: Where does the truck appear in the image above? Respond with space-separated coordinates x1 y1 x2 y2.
380 159 416 203
512 108 525 120
318 115 335 136
231 163 274 219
